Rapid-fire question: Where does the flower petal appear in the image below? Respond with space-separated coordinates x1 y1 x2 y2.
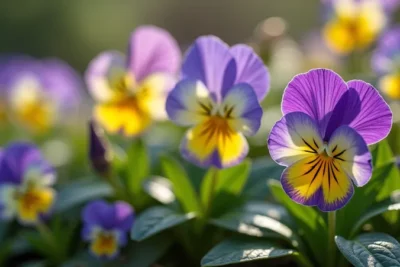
82 200 116 230
282 69 348 138
379 74 400 100
180 119 249 168
328 125 372 187
113 201 134 232
182 36 234 100
17 187 55 225
346 80 392 144
94 98 152 137
229 44 270 101
127 25 180 82
268 112 324 166
220 83 263 136
85 51 130 103
165 79 215 126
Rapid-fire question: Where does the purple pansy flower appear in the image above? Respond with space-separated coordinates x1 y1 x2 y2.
268 69 392 211
0 142 56 225
85 25 181 136
372 26 400 100
0 55 82 132
166 36 270 169
81 200 134 259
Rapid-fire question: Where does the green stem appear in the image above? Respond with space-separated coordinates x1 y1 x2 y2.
205 167 218 218
36 221 64 262
328 211 337 267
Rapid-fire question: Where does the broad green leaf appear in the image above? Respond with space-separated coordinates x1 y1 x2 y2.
372 139 394 168
337 162 400 237
121 232 173 267
131 206 195 241
336 233 400 267
243 157 284 200
201 160 251 216
210 201 302 249
142 176 176 205
269 180 327 266
350 193 400 237
53 179 113 214
0 222 9 241
201 236 296 267
125 139 150 197
161 155 201 213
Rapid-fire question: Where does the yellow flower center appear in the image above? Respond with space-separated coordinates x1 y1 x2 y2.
15 99 54 132
91 231 118 257
379 74 400 100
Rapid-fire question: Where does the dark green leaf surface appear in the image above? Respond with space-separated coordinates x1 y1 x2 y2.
336 233 400 267
125 139 150 197
161 155 201 213
131 206 195 241
53 179 113 213
201 236 295 266
269 180 327 266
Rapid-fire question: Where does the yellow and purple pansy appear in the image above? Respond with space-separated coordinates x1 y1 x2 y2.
85 25 181 136
372 26 400 100
166 36 270 168
322 0 397 54
81 200 134 259
0 142 56 225
0 55 82 132
268 69 392 211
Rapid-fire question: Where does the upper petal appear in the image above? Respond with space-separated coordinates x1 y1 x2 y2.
113 201 134 232
282 69 348 138
328 125 372 187
127 25 180 82
228 44 270 101
182 36 234 101
85 51 128 103
165 79 214 126
220 83 263 136
82 200 117 230
346 80 392 144
268 112 324 166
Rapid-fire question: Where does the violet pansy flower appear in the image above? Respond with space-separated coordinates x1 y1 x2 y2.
81 200 134 259
0 142 56 225
0 56 81 132
166 36 270 168
85 25 180 136
268 69 392 211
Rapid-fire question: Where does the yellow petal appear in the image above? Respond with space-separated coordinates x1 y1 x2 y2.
379 74 400 100
17 187 55 224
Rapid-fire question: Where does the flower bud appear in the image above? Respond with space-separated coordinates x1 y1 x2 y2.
89 120 112 176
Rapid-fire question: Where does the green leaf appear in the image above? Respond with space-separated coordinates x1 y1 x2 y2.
269 180 327 266
125 139 150 197
350 193 400 237
161 154 201 213
120 232 173 267
53 179 113 213
142 176 176 205
210 201 302 249
131 206 195 241
336 233 400 267
372 139 394 168
243 157 284 200
201 236 296 267
201 160 251 216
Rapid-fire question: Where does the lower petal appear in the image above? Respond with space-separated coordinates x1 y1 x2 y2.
323 19 355 54
180 119 248 168
94 100 152 136
268 112 324 166
17 187 55 225
90 231 119 259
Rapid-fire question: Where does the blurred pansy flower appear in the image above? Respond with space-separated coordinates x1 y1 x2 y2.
82 200 134 259
85 25 180 136
166 36 269 168
268 69 392 211
372 26 400 100
0 56 81 132
322 0 393 54
0 142 56 224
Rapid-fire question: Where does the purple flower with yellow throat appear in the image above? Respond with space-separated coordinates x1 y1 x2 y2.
166 36 270 168
85 25 181 136
0 56 81 132
268 69 392 211
372 26 400 100
0 142 56 225
81 200 134 259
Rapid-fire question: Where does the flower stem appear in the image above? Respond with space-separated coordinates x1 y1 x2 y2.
36 221 64 262
205 167 218 218
328 211 336 267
